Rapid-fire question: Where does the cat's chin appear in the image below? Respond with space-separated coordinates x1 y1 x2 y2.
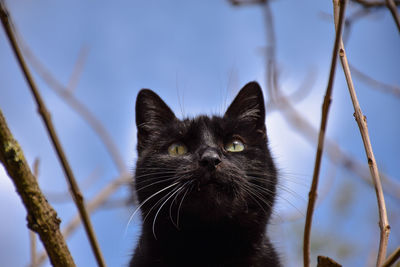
178 183 245 222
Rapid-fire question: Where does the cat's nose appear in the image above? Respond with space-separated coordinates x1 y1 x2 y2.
200 148 221 169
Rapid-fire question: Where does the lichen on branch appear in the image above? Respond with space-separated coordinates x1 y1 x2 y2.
0 109 76 267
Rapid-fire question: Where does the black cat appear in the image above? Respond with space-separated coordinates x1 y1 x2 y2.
130 82 281 267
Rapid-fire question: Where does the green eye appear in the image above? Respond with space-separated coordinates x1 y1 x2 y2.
225 139 245 152
168 143 187 156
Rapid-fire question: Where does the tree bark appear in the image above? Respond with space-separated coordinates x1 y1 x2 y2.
0 109 76 267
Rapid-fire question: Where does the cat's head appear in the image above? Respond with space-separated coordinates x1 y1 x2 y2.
134 82 277 227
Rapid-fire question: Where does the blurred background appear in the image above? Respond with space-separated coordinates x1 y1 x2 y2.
0 0 399 266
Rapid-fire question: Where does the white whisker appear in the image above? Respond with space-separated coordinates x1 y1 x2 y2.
124 182 180 236
152 183 187 239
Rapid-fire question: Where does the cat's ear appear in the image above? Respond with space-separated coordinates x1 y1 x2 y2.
136 89 176 146
224 81 265 129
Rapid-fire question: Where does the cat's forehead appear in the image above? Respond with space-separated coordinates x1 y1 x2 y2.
172 115 222 147
181 115 222 131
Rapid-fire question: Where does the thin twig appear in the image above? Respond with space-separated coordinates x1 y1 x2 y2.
247 0 400 202
382 246 400 267
233 0 400 201
0 109 75 267
333 1 390 265
35 173 131 266
0 3 106 267
268 91 400 199
303 1 347 266
386 0 400 32
261 0 400 205
260 0 399 201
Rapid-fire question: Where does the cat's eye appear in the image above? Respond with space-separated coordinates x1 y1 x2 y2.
168 143 188 156
225 139 245 152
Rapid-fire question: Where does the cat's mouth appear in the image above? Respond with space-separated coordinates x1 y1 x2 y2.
197 180 222 190
193 174 234 196
195 171 223 188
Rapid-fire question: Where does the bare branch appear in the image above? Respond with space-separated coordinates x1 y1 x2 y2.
333 0 390 264
262 0 400 201
269 91 400 198
382 246 400 267
0 3 106 267
303 1 347 266
0 109 75 266
36 173 131 266
261 0 400 202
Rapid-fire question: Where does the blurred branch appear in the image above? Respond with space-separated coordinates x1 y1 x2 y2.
36 173 131 266
29 226 37 267
382 246 400 267
269 89 400 198
287 68 317 104
256 0 400 200
385 0 400 33
62 173 129 243
45 167 103 203
0 3 106 267
101 198 130 209
263 68 317 107
342 8 374 43
350 64 400 98
66 45 89 94
21 42 127 174
352 0 400 7
263 1 279 101
229 0 265 6
0 108 75 266
351 0 400 31
303 1 347 266
333 1 390 265
320 8 382 46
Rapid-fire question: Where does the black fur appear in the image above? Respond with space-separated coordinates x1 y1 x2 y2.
130 82 280 267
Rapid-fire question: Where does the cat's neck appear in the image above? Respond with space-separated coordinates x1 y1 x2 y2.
137 214 270 266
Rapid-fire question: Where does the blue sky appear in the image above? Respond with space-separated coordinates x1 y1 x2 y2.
1 0 399 266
